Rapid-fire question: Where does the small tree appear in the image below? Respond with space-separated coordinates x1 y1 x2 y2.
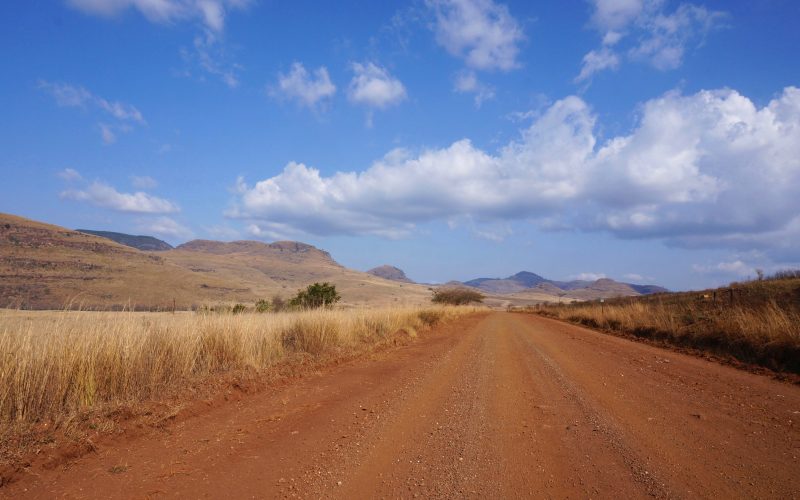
431 288 484 305
255 299 271 313
289 282 341 309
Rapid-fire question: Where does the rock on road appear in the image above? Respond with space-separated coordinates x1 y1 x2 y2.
6 313 800 499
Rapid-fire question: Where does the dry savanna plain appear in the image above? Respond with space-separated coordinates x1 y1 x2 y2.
1 213 799 498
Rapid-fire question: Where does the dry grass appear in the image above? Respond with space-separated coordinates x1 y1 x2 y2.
0 306 473 434
532 279 800 373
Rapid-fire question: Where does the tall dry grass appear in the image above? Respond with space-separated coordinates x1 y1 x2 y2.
535 299 800 373
0 306 472 431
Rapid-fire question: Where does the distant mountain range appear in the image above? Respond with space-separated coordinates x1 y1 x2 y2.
0 212 668 309
462 271 667 297
77 230 173 251
365 266 667 300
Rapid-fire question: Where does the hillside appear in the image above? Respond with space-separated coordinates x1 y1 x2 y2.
0 213 432 309
367 265 413 283
76 229 173 251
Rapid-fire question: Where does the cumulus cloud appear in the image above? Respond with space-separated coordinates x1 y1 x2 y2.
39 80 145 143
273 62 336 109
427 0 524 71
62 182 179 214
137 216 194 239
228 86 800 263
577 0 726 81
454 70 495 107
66 0 250 33
348 62 407 109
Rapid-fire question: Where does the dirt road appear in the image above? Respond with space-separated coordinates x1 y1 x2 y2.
6 313 800 499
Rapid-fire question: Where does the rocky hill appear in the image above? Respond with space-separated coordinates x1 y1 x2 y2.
367 265 413 283
0 213 431 309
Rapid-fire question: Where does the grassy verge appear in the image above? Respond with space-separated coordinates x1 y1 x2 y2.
0 306 476 465
527 277 800 375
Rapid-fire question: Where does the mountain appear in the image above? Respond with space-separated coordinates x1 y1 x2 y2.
462 271 667 299
629 284 669 295
367 265 413 283
0 213 432 309
77 229 173 251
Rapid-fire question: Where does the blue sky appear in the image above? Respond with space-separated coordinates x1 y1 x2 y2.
1 0 799 290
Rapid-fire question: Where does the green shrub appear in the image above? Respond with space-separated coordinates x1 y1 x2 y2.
289 282 341 309
431 288 484 305
231 303 247 314
255 299 270 313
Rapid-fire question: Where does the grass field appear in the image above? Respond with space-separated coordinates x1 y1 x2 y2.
0 306 475 447
529 276 800 374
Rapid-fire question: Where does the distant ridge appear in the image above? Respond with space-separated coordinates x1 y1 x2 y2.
76 229 173 251
367 265 413 283
461 271 667 298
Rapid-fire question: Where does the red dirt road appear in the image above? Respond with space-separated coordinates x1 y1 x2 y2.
5 313 800 498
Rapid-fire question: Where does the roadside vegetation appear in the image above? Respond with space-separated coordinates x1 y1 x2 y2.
0 304 476 455
528 271 800 374
432 287 485 305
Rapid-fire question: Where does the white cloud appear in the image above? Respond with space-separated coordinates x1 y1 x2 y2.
99 123 117 144
427 0 524 71
578 0 726 80
57 168 82 181
180 32 242 88
273 62 336 109
575 47 620 82
137 216 194 239
205 224 240 240
66 2 249 88
570 272 607 281
623 273 650 282
39 80 145 123
228 86 800 263
348 62 407 110
454 70 495 107
693 260 754 277
39 81 145 143
591 0 644 32
38 81 92 107
130 175 158 189
66 0 250 33
95 97 145 123
62 182 179 214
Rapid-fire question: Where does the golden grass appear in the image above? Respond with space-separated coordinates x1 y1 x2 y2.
534 297 800 373
0 306 474 432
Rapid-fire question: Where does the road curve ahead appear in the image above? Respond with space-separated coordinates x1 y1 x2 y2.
6 313 800 499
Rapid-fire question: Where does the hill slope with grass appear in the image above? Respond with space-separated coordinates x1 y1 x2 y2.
0 213 432 309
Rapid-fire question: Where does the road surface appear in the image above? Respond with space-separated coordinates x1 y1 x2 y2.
6 313 800 498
